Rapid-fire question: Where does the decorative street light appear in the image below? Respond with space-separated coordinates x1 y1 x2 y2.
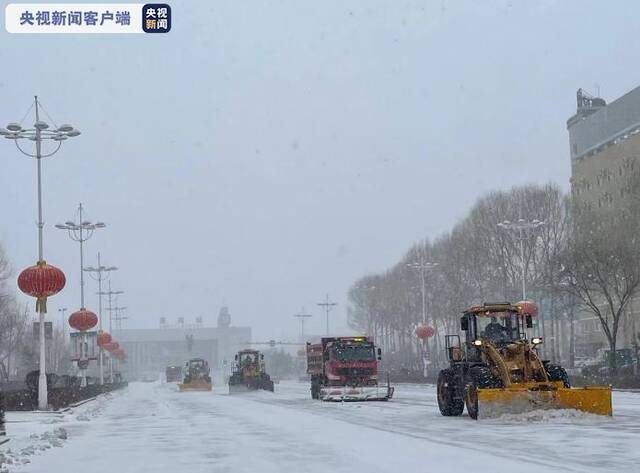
84 252 117 385
56 204 104 386
406 259 439 378
497 218 545 300
57 307 68 338
317 294 337 336
293 308 313 340
3 96 80 410
109 304 128 333
55 203 105 309
97 282 124 382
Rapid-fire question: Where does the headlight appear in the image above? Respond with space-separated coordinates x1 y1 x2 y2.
532 337 543 345
473 340 483 346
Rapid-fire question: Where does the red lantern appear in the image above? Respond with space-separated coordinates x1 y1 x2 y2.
104 342 119 352
516 300 538 317
97 331 112 347
17 261 66 313
68 309 98 332
415 324 435 339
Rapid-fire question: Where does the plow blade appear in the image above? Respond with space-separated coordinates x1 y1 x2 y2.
320 384 394 402
228 379 274 393
477 384 612 418
179 380 212 392
228 384 253 394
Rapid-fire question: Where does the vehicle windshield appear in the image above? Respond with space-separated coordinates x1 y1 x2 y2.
240 354 257 364
477 314 520 344
332 345 376 362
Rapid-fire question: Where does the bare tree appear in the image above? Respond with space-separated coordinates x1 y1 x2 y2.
561 199 640 371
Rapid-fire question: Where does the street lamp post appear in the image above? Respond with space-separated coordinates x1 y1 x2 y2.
317 294 337 336
407 260 438 377
497 219 545 300
56 205 105 386
55 204 105 309
110 304 127 380
57 307 68 337
84 253 117 385
110 305 128 333
2 96 81 410
293 308 313 341
97 282 123 381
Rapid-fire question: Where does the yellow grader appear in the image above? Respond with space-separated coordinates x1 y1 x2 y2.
179 358 213 392
228 349 274 393
437 302 612 419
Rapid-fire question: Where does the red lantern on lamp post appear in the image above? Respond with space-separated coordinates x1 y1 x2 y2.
102 341 119 383
5 96 81 410
415 324 435 340
69 309 98 332
69 309 97 387
97 330 112 348
415 324 435 380
18 261 66 313
516 300 539 318
18 261 66 409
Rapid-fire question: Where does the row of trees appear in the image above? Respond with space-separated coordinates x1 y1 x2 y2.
348 176 640 373
0 243 71 382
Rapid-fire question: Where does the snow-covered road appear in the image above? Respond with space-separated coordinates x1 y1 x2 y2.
3 381 640 473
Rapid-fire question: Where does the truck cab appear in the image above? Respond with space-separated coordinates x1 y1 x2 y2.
306 336 393 401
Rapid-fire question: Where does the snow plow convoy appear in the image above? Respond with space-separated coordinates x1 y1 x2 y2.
228 349 275 393
306 336 394 401
172 300 612 419
437 302 612 419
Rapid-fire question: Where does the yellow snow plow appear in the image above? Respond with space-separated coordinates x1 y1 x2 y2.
178 358 213 392
475 382 612 418
437 302 612 419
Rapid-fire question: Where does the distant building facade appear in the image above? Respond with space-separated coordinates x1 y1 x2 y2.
567 87 640 355
119 307 250 380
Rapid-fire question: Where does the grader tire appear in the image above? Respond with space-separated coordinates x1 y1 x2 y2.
465 366 503 420
437 369 464 416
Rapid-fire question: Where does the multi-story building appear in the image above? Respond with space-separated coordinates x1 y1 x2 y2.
118 307 251 381
567 87 640 356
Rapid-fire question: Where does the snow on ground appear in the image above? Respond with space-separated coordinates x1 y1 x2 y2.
1 381 638 473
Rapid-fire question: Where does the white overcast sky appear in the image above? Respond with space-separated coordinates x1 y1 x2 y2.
1 0 639 340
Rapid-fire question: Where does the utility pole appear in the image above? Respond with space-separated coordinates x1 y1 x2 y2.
293 308 313 340
317 295 337 336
